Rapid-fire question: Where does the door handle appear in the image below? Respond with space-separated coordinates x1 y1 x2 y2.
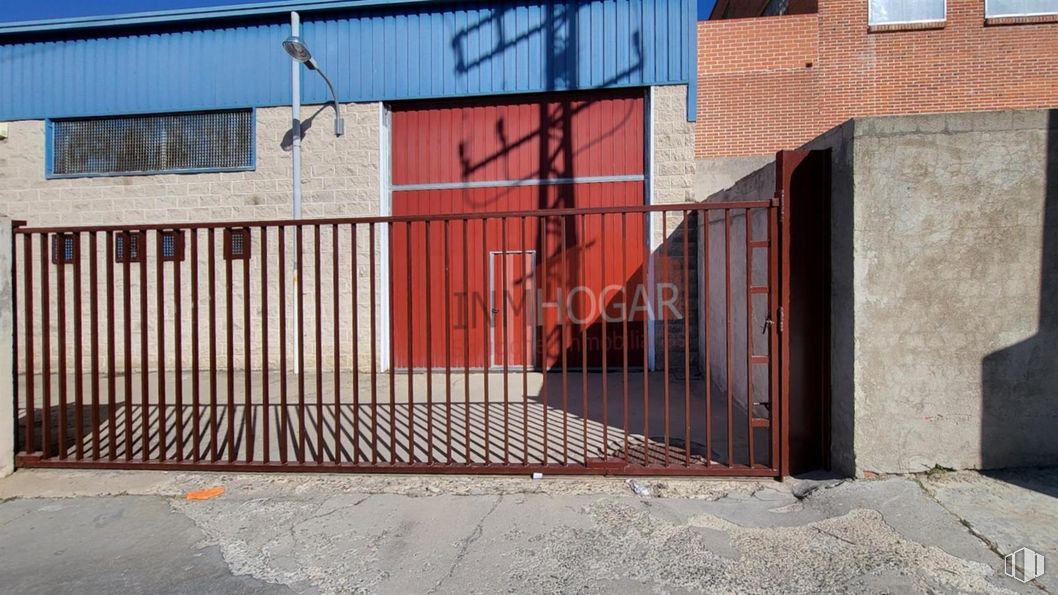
762 317 774 334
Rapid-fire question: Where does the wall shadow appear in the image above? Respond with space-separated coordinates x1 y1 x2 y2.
980 110 1058 483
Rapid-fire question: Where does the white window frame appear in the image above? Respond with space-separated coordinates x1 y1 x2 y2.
985 0 1058 17
868 0 947 26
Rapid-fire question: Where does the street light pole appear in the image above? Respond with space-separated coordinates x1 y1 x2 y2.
289 11 303 375
290 11 302 222
284 14 344 377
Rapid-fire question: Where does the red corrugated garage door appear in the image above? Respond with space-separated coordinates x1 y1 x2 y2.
390 89 646 370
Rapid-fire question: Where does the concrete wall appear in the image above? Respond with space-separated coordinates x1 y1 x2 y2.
847 110 1058 473
695 155 775 201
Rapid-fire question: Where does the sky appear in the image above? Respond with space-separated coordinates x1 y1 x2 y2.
1 0 718 23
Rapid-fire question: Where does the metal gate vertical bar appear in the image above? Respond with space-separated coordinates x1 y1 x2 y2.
405 222 414 463
156 232 167 461
682 210 691 467
190 230 201 463
368 223 378 465
662 211 670 466
314 225 323 463
350 223 361 465
207 228 218 463
641 213 649 463
387 221 396 463
120 234 132 461
538 215 549 465
57 238 67 459
20 235 33 455
22 235 34 456
500 216 509 464
443 220 452 464
39 234 51 459
174 232 184 462
139 236 149 461
243 228 253 463
703 215 712 467
332 224 342 463
559 215 568 466
600 212 609 462
518 212 526 463
462 219 471 463
278 226 289 464
351 222 363 463
520 215 529 465
425 221 434 465
295 225 306 463
260 226 270 464
224 230 235 462
104 233 115 461
481 218 490 465
73 233 84 460
579 214 588 464
621 212 629 463
724 210 734 467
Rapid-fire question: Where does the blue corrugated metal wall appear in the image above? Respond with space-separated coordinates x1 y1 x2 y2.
0 0 695 122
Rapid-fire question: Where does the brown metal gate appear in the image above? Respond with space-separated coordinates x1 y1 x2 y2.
11 201 788 476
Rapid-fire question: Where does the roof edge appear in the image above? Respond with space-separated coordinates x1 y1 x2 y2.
0 0 440 36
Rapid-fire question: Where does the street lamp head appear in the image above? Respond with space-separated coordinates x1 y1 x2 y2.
283 31 341 136
282 35 313 63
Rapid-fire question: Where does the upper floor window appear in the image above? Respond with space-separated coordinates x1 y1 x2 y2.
869 0 946 25
986 0 1058 16
762 0 790 16
47 109 254 179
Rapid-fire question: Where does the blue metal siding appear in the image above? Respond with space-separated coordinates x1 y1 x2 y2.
0 0 693 122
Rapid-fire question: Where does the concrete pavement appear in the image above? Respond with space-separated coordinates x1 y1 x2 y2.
0 468 1054 594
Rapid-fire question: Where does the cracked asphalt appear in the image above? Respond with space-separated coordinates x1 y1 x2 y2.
0 468 1054 594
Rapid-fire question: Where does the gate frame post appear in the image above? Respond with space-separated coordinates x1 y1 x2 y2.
776 152 794 477
0 215 15 478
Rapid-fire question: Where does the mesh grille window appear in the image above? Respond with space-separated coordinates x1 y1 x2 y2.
160 230 185 262
50 109 254 177
224 228 250 261
52 234 77 265
115 232 144 263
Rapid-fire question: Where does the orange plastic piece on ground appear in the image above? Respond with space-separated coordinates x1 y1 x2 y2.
185 486 225 501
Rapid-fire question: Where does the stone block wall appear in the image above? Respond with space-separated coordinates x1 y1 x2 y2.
0 103 384 373
650 85 698 371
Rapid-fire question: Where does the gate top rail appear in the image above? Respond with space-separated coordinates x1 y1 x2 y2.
13 200 774 234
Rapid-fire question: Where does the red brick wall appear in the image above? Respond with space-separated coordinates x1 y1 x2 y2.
695 0 1058 158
